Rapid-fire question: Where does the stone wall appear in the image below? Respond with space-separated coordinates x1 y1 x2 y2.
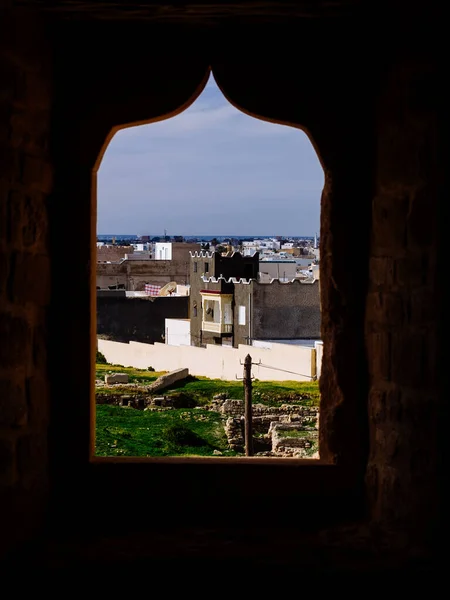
218 399 319 455
247 279 321 342
215 398 319 421
97 294 189 343
0 1 445 570
97 245 133 262
363 39 442 535
96 258 192 290
0 11 52 555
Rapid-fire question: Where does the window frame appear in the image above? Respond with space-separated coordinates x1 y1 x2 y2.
49 47 368 532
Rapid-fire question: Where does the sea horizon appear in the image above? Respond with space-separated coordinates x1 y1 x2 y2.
97 234 316 240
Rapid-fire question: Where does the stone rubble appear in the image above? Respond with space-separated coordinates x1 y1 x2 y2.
96 391 320 458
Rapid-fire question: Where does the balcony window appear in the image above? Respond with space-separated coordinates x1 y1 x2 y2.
200 291 233 334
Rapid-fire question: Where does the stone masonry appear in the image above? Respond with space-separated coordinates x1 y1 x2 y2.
0 12 53 553
0 1 445 572
217 399 319 456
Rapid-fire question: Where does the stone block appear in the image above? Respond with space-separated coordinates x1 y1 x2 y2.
146 368 189 394
369 257 395 289
9 252 50 306
6 190 23 247
105 373 129 384
409 289 436 325
0 437 15 484
366 292 405 329
21 155 53 193
391 331 426 387
26 375 49 426
22 193 48 250
395 255 427 288
372 194 409 253
407 185 435 249
0 251 8 297
366 331 391 382
16 433 47 480
0 312 31 367
0 379 27 427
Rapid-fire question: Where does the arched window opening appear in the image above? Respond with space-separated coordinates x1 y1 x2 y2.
94 72 324 460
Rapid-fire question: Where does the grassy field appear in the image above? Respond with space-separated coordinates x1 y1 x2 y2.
95 363 320 406
95 405 235 457
95 363 320 457
96 363 163 386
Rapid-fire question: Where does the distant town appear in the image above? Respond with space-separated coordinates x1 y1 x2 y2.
96 232 322 459
96 231 320 348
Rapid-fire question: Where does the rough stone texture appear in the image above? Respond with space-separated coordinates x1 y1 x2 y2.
216 398 319 420
104 373 128 384
364 48 442 541
96 256 195 290
270 423 319 455
146 368 190 394
0 0 446 578
235 279 321 342
0 9 52 557
97 245 134 262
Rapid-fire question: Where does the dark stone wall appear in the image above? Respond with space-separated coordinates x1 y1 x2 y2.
97 295 189 344
0 9 53 556
364 34 444 542
0 0 446 573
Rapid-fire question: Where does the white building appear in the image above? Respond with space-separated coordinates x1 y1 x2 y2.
241 238 281 256
131 242 151 252
154 242 172 260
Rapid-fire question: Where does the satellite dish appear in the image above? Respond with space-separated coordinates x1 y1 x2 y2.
159 281 177 296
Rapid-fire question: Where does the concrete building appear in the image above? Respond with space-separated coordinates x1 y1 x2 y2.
189 251 259 347
96 242 201 290
189 251 320 348
154 242 202 261
258 258 297 282
96 244 134 262
233 278 320 345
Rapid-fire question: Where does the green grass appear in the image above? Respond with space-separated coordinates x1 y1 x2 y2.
278 429 317 438
95 363 166 386
95 405 236 457
160 376 320 407
95 364 320 406
95 363 320 457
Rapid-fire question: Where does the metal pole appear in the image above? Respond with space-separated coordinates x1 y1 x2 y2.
244 353 253 457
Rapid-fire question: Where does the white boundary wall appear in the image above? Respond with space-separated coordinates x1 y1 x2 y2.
98 338 317 382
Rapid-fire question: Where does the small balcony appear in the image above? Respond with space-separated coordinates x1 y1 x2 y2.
200 291 233 335
201 321 233 334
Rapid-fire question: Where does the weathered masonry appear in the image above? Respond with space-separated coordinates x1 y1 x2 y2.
0 0 445 579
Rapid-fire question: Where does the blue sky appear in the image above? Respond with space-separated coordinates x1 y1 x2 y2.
97 73 324 237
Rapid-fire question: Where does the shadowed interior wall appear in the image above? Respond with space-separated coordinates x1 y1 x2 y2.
0 10 53 555
0 2 446 568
